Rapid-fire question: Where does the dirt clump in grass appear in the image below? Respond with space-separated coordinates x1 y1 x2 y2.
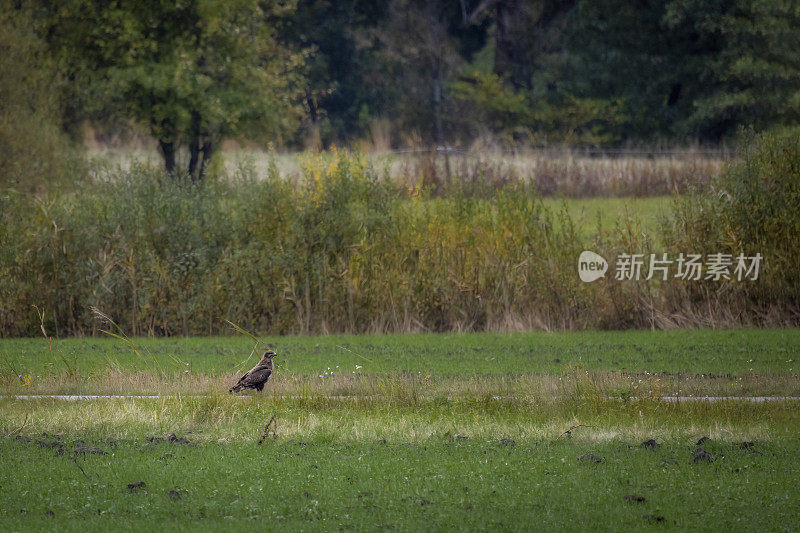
696 436 710 445
166 433 191 444
739 441 761 455
15 434 65 454
15 434 110 456
128 482 146 493
691 448 714 463
403 495 433 506
640 438 660 449
17 433 62 448
167 489 182 500
578 453 603 463
73 445 107 455
623 494 646 503
643 514 666 522
498 438 515 447
148 433 192 445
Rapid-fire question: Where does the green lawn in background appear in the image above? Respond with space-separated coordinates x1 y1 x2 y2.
2 329 797 377
543 196 672 237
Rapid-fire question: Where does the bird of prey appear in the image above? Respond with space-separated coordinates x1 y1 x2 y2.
229 349 276 393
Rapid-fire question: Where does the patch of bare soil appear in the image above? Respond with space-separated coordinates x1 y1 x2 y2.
73 446 106 455
691 448 714 463
640 438 660 449
624 494 647 503
14 433 111 456
148 433 192 445
402 495 433 506
128 482 146 493
15 433 63 453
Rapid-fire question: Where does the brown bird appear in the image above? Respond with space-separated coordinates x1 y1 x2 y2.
229 349 276 393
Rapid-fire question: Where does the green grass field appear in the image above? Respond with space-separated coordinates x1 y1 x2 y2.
542 196 671 237
4 329 798 377
3 435 798 531
2 329 799 530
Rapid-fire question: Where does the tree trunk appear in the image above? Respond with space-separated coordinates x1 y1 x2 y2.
188 139 199 180
493 0 525 87
187 112 201 181
198 133 214 181
428 6 445 146
433 55 445 145
306 91 318 124
493 0 577 90
158 139 176 174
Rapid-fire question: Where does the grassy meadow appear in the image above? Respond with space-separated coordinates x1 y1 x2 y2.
2 330 800 530
3 433 799 531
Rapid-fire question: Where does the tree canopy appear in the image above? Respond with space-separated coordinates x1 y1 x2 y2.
5 0 799 172
43 0 306 178
0 4 72 190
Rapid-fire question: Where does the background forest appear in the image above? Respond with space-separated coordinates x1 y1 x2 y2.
4 0 800 182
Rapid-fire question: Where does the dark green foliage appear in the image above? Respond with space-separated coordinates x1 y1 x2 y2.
278 0 800 145
0 5 78 191
12 0 800 148
41 0 305 177
279 0 392 145
665 0 800 138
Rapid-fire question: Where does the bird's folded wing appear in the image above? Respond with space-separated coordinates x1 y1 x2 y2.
246 367 272 384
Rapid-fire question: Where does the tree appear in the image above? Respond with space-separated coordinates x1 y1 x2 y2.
47 0 306 180
279 0 391 147
0 4 75 191
451 0 629 145
554 0 800 141
555 0 703 141
665 0 800 138
369 0 493 145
